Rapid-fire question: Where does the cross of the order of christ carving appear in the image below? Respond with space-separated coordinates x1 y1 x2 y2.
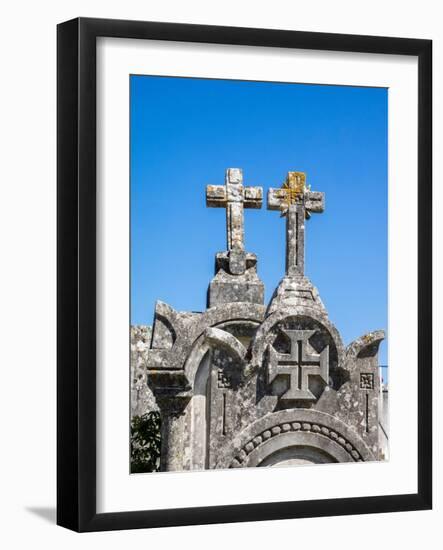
268 171 324 277
268 329 329 402
206 168 262 275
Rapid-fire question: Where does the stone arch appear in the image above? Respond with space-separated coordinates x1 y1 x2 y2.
241 432 351 466
259 445 336 466
183 303 265 388
184 309 263 470
190 349 211 470
215 409 374 469
247 305 347 397
250 305 345 372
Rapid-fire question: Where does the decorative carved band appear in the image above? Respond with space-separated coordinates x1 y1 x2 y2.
229 421 363 467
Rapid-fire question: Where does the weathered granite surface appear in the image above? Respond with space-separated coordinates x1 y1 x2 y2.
130 325 158 418
133 168 386 472
206 168 262 276
208 251 264 307
206 168 265 307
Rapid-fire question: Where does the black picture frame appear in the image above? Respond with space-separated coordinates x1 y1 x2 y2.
57 17 432 532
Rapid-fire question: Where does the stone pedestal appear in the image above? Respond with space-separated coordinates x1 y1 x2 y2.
207 251 264 307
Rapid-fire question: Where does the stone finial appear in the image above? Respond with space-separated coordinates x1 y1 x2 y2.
268 171 324 277
206 168 262 275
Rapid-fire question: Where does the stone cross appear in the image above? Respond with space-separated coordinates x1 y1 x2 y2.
206 168 262 275
268 171 324 277
268 329 329 402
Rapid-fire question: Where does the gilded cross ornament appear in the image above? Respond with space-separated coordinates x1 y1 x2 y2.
268 171 325 277
272 172 308 215
206 168 262 275
268 329 329 402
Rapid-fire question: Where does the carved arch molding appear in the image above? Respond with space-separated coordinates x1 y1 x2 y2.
215 409 375 469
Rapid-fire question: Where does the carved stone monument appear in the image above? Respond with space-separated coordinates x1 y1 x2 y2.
140 168 385 470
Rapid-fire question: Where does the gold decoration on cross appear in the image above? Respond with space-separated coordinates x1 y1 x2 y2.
275 172 309 214
267 170 325 275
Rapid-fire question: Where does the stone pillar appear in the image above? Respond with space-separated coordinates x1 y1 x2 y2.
156 395 190 472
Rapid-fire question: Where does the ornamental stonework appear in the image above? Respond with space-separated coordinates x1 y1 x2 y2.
131 168 386 472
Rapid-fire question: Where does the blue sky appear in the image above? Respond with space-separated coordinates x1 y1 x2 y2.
130 76 388 367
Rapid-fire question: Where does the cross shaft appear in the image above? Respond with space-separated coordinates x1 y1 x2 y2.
268 171 324 277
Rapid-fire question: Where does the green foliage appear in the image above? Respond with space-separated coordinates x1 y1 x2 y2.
130 411 161 473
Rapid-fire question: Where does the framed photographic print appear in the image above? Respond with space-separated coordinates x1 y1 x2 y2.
57 17 432 532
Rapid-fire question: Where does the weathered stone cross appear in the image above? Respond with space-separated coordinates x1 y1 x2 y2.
206 168 262 275
268 329 329 402
268 171 324 277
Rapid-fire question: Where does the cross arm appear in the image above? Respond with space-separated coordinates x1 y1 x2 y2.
267 187 285 211
206 184 227 207
243 186 263 209
305 191 325 213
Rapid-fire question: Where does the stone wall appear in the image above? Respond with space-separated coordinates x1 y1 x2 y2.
130 325 158 419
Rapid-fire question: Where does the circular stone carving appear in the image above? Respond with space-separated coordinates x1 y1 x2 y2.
250 305 345 371
215 409 374 469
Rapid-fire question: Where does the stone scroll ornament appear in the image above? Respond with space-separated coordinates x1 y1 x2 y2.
206 168 262 275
